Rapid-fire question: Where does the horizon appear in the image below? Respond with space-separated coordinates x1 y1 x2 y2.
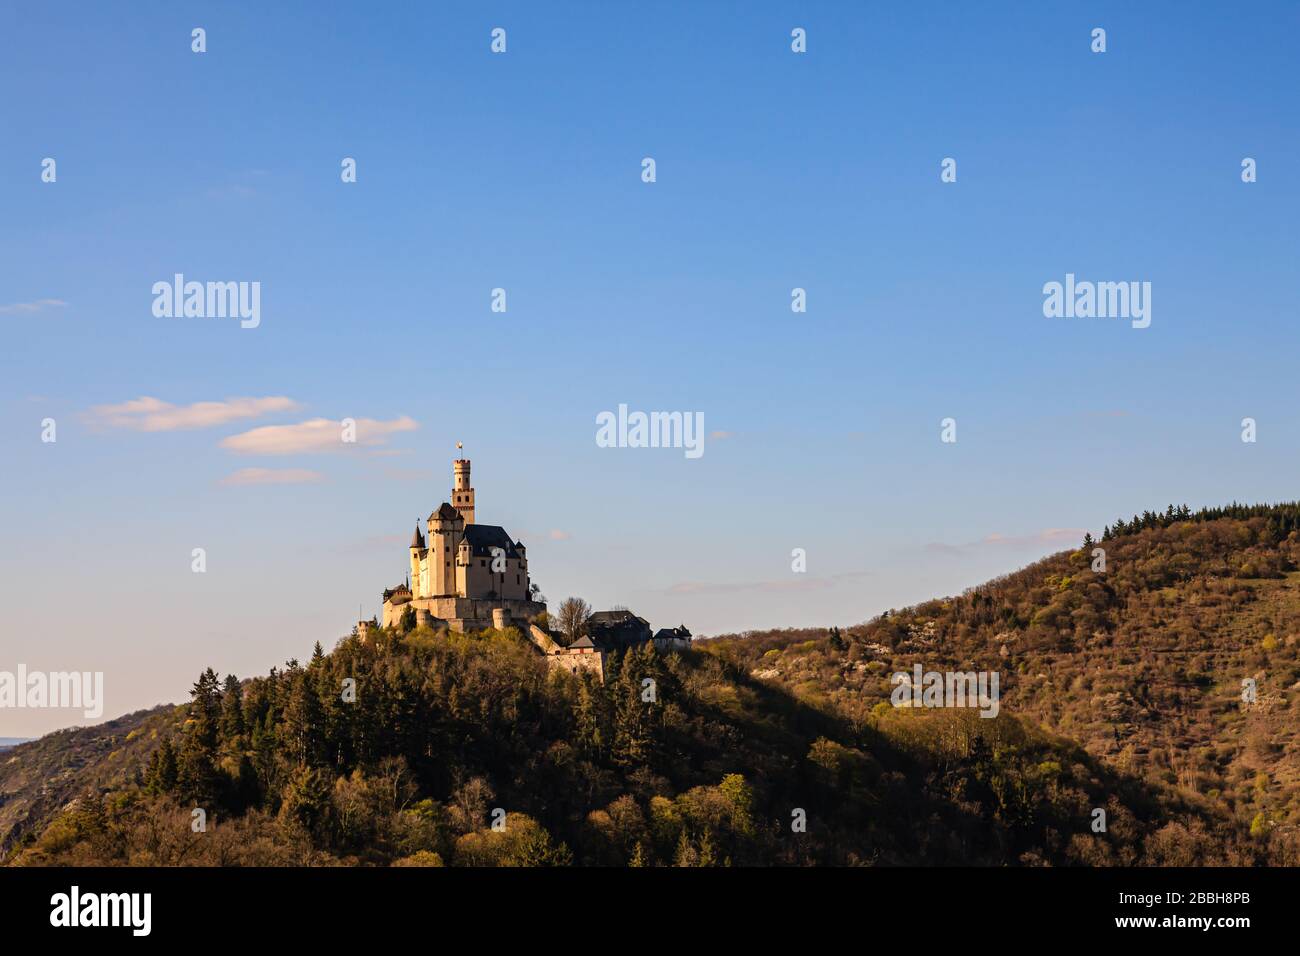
4 0 1299 736
4 497 1290 739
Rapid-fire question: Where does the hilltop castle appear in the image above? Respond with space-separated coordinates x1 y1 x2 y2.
378 457 546 633
363 455 691 679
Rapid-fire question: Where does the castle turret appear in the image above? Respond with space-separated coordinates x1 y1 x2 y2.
452 458 475 525
427 502 464 596
409 523 425 597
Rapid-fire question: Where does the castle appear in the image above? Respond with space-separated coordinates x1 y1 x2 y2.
363 455 691 679
378 457 546 633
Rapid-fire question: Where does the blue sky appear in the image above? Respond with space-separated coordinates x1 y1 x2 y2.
3 1 1298 735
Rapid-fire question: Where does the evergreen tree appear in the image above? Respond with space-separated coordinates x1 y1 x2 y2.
828 627 846 651
612 646 656 768
176 669 223 807
145 738 178 794
220 673 245 741
283 665 324 767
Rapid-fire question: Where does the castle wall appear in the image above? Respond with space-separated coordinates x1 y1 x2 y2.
458 555 529 601
548 649 605 680
405 595 545 633
653 636 691 651
382 596 412 629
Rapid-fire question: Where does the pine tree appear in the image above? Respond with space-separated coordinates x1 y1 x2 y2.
176 668 223 807
828 627 846 651
145 738 178 794
220 674 245 741
612 646 655 768
283 665 324 766
575 675 609 758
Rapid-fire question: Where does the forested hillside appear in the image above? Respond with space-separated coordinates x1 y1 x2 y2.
5 504 1299 866
707 504 1300 864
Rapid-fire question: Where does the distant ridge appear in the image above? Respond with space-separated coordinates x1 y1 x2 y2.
6 502 1300 865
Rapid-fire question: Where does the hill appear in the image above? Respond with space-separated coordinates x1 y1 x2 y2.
0 706 177 853
705 503 1300 863
4 502 1299 866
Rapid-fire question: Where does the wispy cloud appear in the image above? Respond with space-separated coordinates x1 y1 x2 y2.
86 396 300 432
0 298 67 315
663 570 870 596
220 416 418 455
924 528 1085 555
220 468 323 487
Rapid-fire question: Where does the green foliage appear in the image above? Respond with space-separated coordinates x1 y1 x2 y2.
12 504 1300 866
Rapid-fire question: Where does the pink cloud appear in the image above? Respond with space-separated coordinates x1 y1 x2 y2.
87 396 300 431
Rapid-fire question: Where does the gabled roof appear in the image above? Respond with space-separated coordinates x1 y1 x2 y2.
567 635 596 650
462 524 521 558
588 609 645 626
586 609 653 647
428 502 460 522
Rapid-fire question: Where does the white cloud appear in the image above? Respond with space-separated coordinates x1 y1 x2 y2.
0 298 67 315
86 396 300 432
220 468 323 486
220 416 418 455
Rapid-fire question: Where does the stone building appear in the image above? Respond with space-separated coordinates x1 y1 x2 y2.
364 455 691 679
378 457 546 633
528 611 692 680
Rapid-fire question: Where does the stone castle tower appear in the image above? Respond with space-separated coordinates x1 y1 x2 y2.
360 452 691 674
382 457 545 633
452 458 475 524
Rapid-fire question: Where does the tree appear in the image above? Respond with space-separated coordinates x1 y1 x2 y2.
555 596 592 647
452 814 572 866
176 669 223 807
145 739 178 794
220 674 245 741
612 646 657 768
283 665 324 767
279 764 332 837
828 627 846 651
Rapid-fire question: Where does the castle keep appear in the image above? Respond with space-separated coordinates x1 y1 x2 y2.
380 458 546 632
366 455 690 678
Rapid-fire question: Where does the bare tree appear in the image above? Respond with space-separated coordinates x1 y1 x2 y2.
555 596 592 647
